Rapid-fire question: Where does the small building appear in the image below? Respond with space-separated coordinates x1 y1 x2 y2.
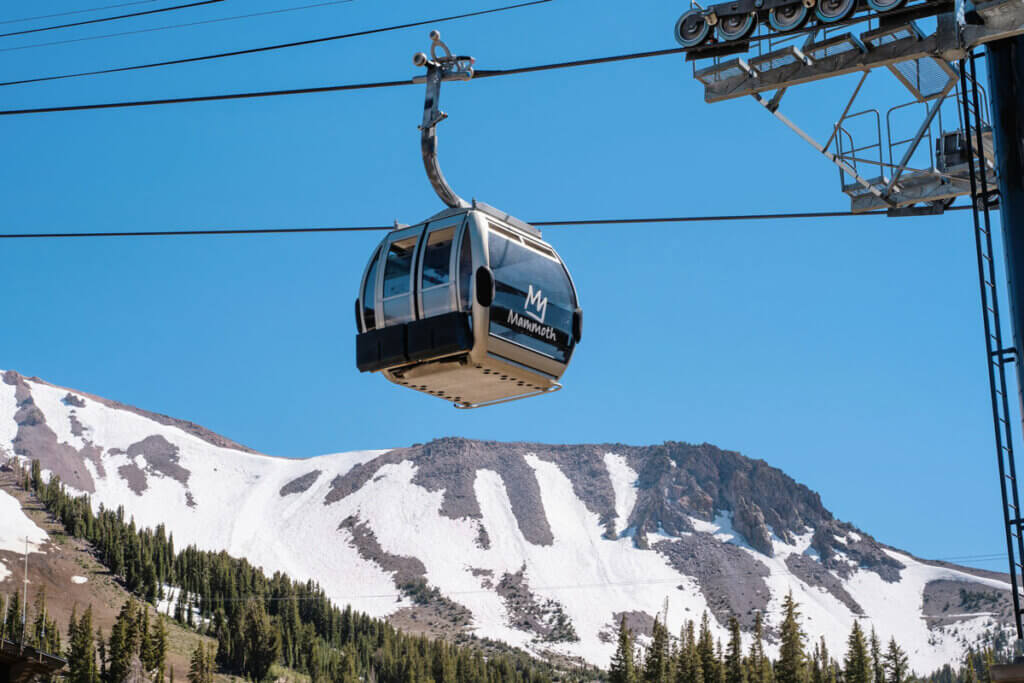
0 638 66 683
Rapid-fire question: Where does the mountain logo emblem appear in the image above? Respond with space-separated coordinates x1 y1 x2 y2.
524 285 548 324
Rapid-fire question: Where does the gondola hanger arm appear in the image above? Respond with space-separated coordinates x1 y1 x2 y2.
414 31 474 209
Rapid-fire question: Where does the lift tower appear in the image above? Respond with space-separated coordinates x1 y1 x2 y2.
985 32 1024 648
676 0 1024 644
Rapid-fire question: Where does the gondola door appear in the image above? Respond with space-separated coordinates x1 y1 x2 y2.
416 215 464 319
377 226 423 328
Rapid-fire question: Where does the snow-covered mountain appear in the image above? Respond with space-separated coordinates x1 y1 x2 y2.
0 369 1013 672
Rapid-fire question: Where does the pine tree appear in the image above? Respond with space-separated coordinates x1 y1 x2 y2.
983 647 997 683
882 638 908 683
645 617 670 683
726 617 746 683
96 627 108 683
108 600 137 683
776 593 806 683
813 637 831 683
0 594 8 641
610 616 637 683
68 606 98 683
31 586 48 649
5 591 23 643
869 628 884 683
698 613 718 683
243 600 280 682
188 643 213 683
678 620 703 683
139 607 153 673
843 621 871 683
748 613 772 683
150 617 168 682
964 650 978 683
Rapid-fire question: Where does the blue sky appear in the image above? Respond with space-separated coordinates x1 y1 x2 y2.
0 0 1009 569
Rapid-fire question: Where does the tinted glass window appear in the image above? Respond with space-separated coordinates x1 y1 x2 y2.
422 228 454 288
361 247 379 331
459 230 473 310
383 237 416 298
488 229 576 362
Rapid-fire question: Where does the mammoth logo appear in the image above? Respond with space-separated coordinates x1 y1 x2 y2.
524 285 548 324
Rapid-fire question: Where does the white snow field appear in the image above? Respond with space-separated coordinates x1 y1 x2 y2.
0 488 48 582
0 370 1012 673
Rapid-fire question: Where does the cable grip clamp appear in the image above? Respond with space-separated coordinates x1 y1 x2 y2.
412 31 475 86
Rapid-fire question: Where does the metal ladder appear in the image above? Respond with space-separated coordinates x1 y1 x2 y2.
959 52 1024 642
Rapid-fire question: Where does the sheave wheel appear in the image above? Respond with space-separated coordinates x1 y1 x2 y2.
866 0 907 11
769 3 810 30
716 12 757 41
815 0 856 22
675 9 712 47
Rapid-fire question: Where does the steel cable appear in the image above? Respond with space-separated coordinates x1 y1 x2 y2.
0 0 224 39
0 1 157 26
0 0 356 53
0 0 553 88
0 207 973 239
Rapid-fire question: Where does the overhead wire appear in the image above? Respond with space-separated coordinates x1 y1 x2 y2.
0 0 554 89
0 43 801 116
0 1 157 26
0 77 410 116
0 0 357 53
0 0 225 39
0 11 965 115
0 207 974 239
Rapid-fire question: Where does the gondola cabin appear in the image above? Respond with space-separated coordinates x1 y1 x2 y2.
355 202 582 408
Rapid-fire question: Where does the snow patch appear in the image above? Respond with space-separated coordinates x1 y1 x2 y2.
0 377 18 455
689 511 755 550
0 489 47 555
603 452 638 533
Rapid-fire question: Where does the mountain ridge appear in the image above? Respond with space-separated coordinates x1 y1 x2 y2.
0 368 1014 672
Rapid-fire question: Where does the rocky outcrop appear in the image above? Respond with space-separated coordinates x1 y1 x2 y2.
339 515 426 586
62 393 86 408
496 565 579 643
324 437 904 585
623 442 830 552
655 534 771 629
118 463 148 495
5 371 101 492
811 521 904 582
280 470 322 497
733 497 773 557
922 579 1014 624
326 440 556 546
108 435 191 494
784 553 863 614
612 611 656 638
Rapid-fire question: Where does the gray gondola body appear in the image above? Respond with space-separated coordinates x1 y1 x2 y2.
355 202 581 408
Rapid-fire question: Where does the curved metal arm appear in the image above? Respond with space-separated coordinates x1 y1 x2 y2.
414 32 474 209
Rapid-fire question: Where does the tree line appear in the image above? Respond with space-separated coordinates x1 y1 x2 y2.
610 593 1004 683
